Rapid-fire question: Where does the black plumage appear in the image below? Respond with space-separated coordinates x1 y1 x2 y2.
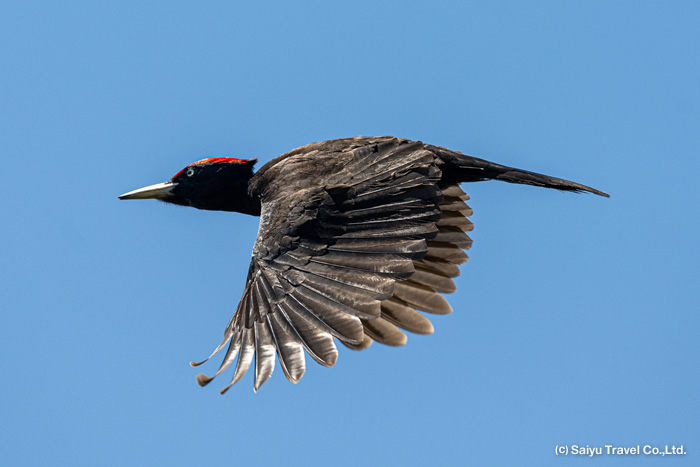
119 136 608 393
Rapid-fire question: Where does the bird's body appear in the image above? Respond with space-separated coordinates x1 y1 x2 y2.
119 136 608 393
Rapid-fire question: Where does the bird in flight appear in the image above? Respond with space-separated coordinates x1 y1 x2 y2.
119 136 608 394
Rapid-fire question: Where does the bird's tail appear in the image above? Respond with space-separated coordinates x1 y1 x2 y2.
429 145 610 197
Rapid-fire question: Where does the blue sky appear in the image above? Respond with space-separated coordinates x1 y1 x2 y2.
2 1 698 466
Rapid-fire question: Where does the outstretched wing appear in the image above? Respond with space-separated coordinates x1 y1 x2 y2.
192 138 472 392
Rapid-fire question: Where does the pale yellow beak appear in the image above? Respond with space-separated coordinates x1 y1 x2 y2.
118 181 178 200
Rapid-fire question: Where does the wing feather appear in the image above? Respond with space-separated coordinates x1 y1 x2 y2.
276 301 338 367
285 290 365 343
253 320 276 392
362 318 407 347
380 298 434 335
329 238 427 256
409 268 457 294
220 327 255 394
292 261 396 298
310 250 415 277
392 281 453 315
267 313 305 382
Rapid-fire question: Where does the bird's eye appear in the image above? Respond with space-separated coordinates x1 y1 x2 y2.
186 167 196 177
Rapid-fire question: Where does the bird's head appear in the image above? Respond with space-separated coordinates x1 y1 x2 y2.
119 157 259 214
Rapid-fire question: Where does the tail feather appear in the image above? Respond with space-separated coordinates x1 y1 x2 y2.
488 166 610 197
429 144 610 198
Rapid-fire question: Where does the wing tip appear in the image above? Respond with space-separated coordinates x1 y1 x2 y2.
196 373 214 387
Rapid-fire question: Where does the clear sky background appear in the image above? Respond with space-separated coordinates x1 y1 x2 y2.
2 1 698 466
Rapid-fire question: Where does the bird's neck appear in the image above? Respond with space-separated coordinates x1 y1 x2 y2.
218 179 261 215
234 189 261 216
185 178 261 215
